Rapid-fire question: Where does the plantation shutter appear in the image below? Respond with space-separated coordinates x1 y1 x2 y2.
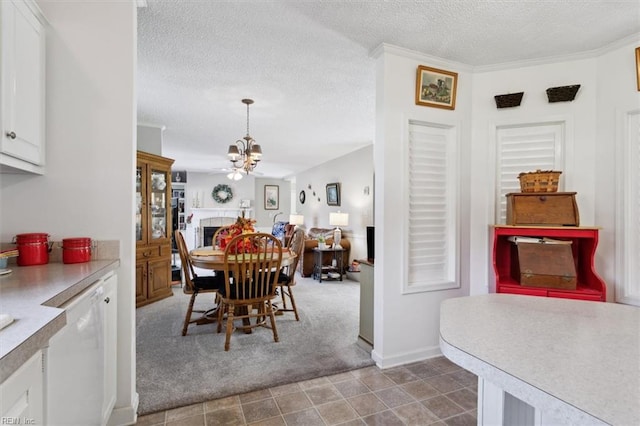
621 112 640 305
407 121 457 291
496 123 564 223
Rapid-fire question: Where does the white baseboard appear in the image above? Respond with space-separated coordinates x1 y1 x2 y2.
371 345 442 369
107 392 139 426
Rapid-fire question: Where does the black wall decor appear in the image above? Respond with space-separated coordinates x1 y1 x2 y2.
494 92 524 108
546 85 580 103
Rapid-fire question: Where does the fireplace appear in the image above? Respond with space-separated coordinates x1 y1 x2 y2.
198 216 236 247
202 226 219 247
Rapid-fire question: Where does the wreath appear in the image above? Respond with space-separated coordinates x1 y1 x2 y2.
212 184 233 204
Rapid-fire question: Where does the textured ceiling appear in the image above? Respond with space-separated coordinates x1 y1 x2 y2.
137 1 640 178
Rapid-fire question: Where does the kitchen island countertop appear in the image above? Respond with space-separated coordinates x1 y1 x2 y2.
440 294 639 426
0 259 120 383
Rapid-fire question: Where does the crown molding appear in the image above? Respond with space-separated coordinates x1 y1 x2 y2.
371 32 640 74
370 43 473 72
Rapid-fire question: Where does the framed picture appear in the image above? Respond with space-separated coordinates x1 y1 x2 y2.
264 185 279 210
415 65 458 110
171 171 187 183
326 182 340 206
636 47 640 91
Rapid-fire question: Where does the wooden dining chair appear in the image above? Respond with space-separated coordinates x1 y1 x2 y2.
216 232 283 351
277 227 304 320
212 225 231 248
174 230 225 336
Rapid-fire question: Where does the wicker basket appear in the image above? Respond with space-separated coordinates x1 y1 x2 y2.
546 85 580 103
494 92 524 109
518 170 562 193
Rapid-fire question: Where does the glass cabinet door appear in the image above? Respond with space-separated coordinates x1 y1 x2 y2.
150 168 168 240
136 166 144 242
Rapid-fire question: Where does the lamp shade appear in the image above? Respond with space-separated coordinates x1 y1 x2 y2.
330 212 349 227
289 214 304 225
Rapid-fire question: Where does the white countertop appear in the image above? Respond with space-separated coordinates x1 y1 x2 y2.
0 260 120 382
440 294 640 426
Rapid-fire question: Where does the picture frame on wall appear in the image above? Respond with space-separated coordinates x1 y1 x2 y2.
415 65 458 110
326 182 340 206
264 185 279 210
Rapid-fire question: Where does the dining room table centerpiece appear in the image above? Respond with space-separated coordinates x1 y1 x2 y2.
219 216 259 253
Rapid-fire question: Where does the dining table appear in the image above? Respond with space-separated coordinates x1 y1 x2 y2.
190 246 297 270
189 246 297 330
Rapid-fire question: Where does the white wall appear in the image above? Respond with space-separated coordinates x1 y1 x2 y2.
255 177 292 230
470 57 599 297
0 1 138 424
373 44 473 368
294 145 374 263
372 39 639 369
594 38 640 302
181 172 291 231
136 124 163 155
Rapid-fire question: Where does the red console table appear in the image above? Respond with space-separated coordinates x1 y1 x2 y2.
492 226 606 301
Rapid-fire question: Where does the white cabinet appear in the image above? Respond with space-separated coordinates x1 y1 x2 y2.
101 272 117 425
0 0 46 174
46 271 118 426
0 350 44 424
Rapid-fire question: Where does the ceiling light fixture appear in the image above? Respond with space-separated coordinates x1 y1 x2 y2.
227 98 262 180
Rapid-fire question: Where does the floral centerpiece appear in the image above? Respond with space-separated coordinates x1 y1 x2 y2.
219 216 258 254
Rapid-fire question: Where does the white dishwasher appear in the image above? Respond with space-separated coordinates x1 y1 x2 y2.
45 276 112 426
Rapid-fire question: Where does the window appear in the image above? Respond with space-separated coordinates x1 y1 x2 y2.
495 122 565 223
405 120 459 293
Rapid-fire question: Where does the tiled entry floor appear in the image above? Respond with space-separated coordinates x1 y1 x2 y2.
136 356 477 426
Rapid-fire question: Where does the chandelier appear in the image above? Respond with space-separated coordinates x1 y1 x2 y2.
227 98 262 180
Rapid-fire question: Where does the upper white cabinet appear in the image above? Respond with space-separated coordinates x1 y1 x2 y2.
0 0 46 174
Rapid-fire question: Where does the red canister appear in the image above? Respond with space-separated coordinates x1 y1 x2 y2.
14 233 51 266
62 237 92 264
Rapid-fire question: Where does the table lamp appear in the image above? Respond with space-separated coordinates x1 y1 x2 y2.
329 212 348 249
289 214 304 228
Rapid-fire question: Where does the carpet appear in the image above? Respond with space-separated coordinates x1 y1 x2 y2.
135 275 374 415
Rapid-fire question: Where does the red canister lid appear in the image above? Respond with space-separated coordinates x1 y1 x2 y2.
62 237 91 248
15 233 49 243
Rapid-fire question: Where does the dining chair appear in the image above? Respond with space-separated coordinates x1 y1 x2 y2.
212 225 231 248
276 227 304 320
174 230 225 336
216 232 283 351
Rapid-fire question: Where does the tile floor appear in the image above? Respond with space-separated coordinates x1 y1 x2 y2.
135 356 477 426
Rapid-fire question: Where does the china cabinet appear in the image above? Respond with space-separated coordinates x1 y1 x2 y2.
136 151 174 307
0 0 46 174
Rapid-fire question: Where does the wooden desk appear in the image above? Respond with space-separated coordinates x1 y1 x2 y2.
190 247 296 270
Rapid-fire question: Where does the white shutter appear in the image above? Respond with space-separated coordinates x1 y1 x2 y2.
406 121 458 292
619 111 640 305
495 123 564 223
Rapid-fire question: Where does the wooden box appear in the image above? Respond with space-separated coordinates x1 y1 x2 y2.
506 192 579 226
511 242 577 290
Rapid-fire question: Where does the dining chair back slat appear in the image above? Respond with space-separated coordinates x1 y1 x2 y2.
217 232 283 350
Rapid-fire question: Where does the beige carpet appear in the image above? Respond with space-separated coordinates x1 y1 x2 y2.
135 275 374 415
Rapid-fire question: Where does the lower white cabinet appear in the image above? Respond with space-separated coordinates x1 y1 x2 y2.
0 350 44 424
46 271 118 426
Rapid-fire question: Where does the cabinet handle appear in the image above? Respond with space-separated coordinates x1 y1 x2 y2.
104 297 110 303
5 131 16 139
